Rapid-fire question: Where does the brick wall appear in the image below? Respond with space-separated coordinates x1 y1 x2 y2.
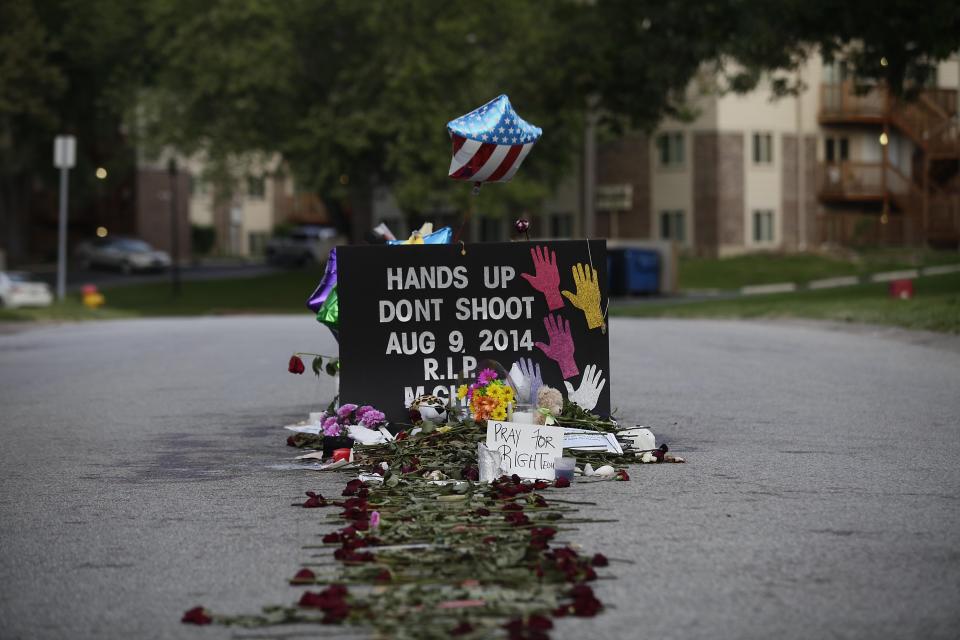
781 134 819 250
135 169 192 259
693 132 744 255
597 133 650 238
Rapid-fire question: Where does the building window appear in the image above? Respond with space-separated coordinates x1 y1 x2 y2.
248 231 269 255
549 213 573 238
825 137 849 163
656 132 684 168
753 133 773 164
247 175 266 199
753 209 774 243
659 210 686 243
189 175 207 196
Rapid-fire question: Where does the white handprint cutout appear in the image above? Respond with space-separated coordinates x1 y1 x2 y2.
563 364 606 411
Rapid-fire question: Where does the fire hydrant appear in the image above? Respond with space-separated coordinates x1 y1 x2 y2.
81 284 105 309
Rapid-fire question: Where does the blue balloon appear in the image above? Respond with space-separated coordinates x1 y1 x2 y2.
446 95 542 185
387 226 454 245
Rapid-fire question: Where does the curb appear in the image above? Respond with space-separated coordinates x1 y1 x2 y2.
734 263 960 296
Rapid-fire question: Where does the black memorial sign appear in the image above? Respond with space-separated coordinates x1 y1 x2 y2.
337 240 610 423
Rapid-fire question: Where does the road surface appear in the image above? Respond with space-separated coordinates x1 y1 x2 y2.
1 317 958 639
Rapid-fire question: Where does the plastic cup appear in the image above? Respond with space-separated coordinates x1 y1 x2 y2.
554 457 576 481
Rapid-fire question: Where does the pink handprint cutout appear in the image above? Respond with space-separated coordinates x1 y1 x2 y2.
534 314 579 379
520 245 564 311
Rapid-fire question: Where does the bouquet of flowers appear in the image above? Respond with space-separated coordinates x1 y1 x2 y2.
318 404 387 437
457 367 516 422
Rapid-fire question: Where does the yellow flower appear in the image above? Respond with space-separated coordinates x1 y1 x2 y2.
491 407 507 421
436 425 452 433
457 384 468 400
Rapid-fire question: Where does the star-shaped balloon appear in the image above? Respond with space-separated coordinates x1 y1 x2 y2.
447 95 542 190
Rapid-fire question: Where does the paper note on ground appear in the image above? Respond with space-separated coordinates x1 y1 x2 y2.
563 428 623 455
485 420 561 480
284 423 322 435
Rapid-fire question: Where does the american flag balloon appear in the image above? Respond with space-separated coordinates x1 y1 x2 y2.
447 95 542 192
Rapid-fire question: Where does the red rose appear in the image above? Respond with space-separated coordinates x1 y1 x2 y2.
289 568 316 585
616 469 630 481
181 606 212 625
303 491 327 508
591 553 609 567
288 355 306 374
554 477 570 488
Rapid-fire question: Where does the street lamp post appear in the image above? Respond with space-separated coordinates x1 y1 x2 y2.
167 158 181 296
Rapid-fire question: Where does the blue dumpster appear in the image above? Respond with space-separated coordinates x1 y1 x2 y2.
623 249 659 294
608 248 659 295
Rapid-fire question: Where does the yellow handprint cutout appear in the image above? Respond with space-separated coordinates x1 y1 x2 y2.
561 263 604 330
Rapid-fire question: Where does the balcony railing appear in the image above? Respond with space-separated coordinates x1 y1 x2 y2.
819 82 885 121
819 162 916 202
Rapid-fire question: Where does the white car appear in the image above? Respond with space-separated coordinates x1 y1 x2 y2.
0 272 53 308
75 237 171 274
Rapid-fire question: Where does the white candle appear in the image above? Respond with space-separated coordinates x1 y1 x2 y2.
511 411 535 424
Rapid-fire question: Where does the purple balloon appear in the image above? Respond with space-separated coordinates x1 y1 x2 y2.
306 248 338 312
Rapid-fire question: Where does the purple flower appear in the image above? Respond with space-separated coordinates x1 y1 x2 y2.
360 409 386 428
337 404 358 419
369 511 381 529
355 405 373 419
323 417 341 437
477 368 498 386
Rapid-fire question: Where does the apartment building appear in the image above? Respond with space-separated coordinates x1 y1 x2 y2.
595 56 960 255
184 156 329 257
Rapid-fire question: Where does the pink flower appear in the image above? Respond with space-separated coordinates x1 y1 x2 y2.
337 404 358 419
322 417 341 437
369 511 380 528
355 405 373 419
360 409 386 428
477 368 498 386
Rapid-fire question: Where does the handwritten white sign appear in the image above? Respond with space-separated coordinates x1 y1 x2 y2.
485 420 561 480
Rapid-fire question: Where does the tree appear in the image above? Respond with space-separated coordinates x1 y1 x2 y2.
141 0 584 238
0 0 151 264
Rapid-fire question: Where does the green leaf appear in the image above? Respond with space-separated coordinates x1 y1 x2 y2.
325 358 340 377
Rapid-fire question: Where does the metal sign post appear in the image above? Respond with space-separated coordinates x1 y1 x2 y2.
53 135 76 301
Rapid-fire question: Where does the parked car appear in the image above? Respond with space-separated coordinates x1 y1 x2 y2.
0 271 53 308
265 226 340 266
75 237 171 274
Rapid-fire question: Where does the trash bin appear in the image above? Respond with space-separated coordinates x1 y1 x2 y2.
623 249 660 294
607 250 626 297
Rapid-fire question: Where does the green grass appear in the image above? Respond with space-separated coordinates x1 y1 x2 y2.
102 270 323 315
679 249 960 290
613 272 960 334
0 270 324 322
0 299 135 322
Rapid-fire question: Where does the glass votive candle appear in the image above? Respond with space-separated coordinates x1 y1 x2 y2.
510 403 536 424
554 456 576 481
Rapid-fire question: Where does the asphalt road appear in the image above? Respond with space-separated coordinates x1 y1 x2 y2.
1 317 958 640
